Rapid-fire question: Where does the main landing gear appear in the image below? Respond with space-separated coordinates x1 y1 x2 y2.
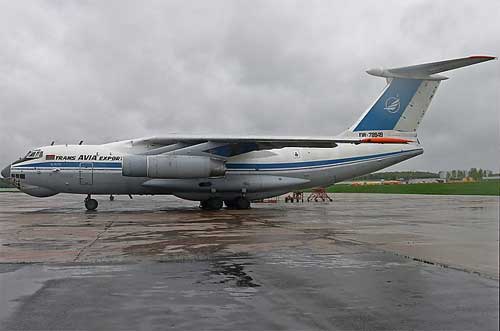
200 198 223 211
200 197 251 210
225 197 251 210
84 194 98 211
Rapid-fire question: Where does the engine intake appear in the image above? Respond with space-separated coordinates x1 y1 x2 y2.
122 155 226 178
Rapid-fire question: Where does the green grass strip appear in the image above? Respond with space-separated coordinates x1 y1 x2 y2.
327 180 500 196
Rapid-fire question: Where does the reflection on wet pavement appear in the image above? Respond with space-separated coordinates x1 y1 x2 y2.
211 260 261 288
0 192 498 330
0 193 497 278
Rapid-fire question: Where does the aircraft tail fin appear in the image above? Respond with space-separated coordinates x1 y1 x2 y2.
345 55 496 137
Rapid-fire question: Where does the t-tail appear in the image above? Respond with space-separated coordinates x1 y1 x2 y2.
340 55 496 140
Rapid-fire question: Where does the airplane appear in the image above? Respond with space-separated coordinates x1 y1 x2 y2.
1 55 496 211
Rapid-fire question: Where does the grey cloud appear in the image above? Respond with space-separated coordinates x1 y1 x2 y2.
0 0 498 172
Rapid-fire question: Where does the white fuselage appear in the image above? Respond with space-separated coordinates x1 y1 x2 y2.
7 142 423 201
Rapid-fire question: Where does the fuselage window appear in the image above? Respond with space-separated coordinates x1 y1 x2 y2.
20 174 25 179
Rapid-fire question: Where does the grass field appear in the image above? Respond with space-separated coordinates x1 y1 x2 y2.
327 180 500 196
0 188 19 192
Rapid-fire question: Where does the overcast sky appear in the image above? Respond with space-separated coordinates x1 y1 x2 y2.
0 0 498 172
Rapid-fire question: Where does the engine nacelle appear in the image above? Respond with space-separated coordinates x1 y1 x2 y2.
122 155 226 179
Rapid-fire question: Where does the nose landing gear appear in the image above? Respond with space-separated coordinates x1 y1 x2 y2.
84 194 98 211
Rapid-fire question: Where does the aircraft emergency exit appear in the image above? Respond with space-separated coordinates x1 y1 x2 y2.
1 55 495 210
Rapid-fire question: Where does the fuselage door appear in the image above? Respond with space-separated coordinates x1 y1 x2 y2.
79 162 93 185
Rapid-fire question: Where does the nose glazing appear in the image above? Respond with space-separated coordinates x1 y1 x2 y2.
1 164 11 179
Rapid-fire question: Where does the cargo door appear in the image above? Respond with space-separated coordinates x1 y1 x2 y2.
79 162 93 185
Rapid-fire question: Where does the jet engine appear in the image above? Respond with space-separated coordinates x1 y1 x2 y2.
122 155 226 179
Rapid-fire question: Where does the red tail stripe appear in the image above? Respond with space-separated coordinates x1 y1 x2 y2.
361 137 414 144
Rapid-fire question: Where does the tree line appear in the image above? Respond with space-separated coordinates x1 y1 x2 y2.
353 169 496 181
353 171 438 181
446 168 494 181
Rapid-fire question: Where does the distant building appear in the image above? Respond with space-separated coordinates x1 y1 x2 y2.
483 176 500 180
438 171 448 183
407 178 441 184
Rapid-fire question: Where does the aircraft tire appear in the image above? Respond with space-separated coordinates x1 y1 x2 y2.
85 198 98 211
224 200 237 209
201 198 223 211
235 198 251 210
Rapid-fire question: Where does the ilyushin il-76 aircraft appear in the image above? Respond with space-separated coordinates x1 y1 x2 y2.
1 56 495 210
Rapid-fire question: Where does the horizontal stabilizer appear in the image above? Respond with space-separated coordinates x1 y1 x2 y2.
366 55 496 80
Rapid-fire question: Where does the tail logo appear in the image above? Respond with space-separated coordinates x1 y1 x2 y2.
384 95 400 113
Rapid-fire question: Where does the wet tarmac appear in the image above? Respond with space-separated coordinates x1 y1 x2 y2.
0 193 498 330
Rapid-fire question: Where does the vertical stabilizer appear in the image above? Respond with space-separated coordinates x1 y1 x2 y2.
341 55 496 138
349 78 440 133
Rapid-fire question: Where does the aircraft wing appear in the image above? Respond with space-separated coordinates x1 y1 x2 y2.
114 135 414 159
138 135 338 147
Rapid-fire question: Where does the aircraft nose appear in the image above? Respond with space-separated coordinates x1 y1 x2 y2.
1 164 11 179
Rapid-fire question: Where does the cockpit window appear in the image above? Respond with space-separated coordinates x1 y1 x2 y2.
23 150 43 160
12 149 44 165
25 151 36 159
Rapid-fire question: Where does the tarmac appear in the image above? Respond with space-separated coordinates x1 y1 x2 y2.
0 192 498 330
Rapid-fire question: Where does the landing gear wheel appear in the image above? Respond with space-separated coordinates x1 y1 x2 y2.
85 198 98 211
224 200 237 209
201 198 223 211
235 198 251 210
109 195 114 201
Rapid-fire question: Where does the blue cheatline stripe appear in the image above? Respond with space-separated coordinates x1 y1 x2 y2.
226 149 420 171
12 162 122 169
354 78 422 131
